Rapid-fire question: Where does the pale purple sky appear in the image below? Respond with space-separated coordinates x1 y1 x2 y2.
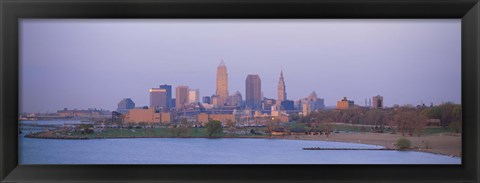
20 19 461 113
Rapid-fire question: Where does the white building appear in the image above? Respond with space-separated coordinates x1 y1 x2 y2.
188 89 200 104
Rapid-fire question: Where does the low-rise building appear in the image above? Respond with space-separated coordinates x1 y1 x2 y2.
372 95 384 109
197 113 235 125
426 119 441 126
160 112 172 124
271 115 289 123
337 97 354 109
57 108 111 118
124 108 172 124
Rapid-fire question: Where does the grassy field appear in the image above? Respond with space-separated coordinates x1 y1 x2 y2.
421 127 456 135
61 127 268 139
48 122 455 139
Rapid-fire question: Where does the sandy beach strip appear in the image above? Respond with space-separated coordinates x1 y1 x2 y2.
283 132 461 157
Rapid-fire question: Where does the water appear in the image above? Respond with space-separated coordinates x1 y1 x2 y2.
19 134 461 164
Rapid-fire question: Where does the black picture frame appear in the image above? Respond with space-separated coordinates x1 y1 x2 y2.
1 0 479 182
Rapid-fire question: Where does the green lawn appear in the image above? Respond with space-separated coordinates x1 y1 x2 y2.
59 124 455 139
421 127 456 135
62 127 268 139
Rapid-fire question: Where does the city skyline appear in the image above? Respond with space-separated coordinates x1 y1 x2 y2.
20 19 461 113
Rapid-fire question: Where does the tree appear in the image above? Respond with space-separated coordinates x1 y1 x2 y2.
78 124 94 134
393 107 425 136
177 118 190 136
265 119 280 137
225 119 236 134
206 120 223 137
289 113 301 122
423 102 461 128
366 109 387 127
396 138 411 150
180 118 189 127
450 105 462 133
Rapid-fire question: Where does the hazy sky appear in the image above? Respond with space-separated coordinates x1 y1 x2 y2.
20 19 461 113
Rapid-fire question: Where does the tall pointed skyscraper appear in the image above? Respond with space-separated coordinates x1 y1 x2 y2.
277 70 287 103
216 59 228 107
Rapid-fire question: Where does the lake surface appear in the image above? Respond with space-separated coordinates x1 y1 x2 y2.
19 134 461 164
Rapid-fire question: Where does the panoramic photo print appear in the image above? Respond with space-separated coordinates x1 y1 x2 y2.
19 19 461 164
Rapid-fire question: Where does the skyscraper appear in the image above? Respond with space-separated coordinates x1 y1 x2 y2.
245 74 262 109
150 88 168 111
188 89 200 104
175 86 189 110
159 84 172 108
277 70 287 103
216 60 228 107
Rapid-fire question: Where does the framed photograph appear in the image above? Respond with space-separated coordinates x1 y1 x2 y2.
1 0 479 182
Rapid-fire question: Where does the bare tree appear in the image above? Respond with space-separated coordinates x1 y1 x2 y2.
393 107 425 136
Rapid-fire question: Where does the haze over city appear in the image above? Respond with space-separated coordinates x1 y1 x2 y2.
20 19 461 113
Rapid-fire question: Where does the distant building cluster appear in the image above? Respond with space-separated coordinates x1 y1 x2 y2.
57 108 111 118
42 59 387 125
108 59 387 125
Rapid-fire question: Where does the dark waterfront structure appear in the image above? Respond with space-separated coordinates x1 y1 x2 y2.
159 84 172 109
245 74 262 109
117 98 135 114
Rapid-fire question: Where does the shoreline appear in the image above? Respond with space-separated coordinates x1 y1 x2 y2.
281 132 462 158
24 131 461 158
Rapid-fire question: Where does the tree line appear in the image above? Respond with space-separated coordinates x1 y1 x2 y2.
290 102 461 136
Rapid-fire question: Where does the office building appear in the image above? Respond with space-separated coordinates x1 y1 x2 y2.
262 98 276 110
245 74 262 109
304 91 325 110
188 89 200 104
202 96 211 104
227 91 243 106
175 86 189 110
150 88 168 111
159 84 172 108
117 98 135 114
302 103 312 116
216 60 229 107
372 95 384 108
211 95 219 107
281 100 295 110
337 97 354 109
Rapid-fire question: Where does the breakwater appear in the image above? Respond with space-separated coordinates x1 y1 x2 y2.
303 147 394 150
